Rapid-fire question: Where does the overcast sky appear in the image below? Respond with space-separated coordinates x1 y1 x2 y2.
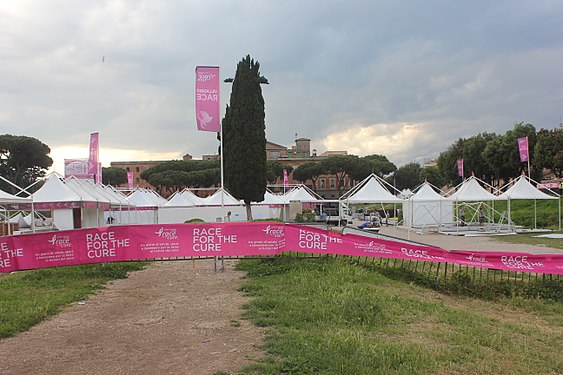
1 1 562 173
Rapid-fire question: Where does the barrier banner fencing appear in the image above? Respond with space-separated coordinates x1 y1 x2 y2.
1 223 561 274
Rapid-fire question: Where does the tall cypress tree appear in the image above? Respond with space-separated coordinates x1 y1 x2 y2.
222 55 268 220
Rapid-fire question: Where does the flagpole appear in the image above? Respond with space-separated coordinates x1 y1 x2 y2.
220 122 224 207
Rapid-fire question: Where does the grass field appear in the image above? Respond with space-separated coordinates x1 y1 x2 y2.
237 257 563 375
0 262 146 338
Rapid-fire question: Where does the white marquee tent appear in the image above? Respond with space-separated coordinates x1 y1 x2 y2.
403 182 453 228
499 174 561 230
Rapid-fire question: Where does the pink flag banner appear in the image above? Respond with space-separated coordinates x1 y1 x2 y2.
1 223 562 275
127 172 134 189
518 136 529 162
195 66 220 132
96 162 102 184
457 159 464 177
283 169 289 187
88 132 99 176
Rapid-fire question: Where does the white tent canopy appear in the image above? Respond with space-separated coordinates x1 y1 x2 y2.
32 173 84 205
164 191 196 207
203 188 242 206
500 175 559 200
181 189 205 205
254 190 285 205
0 189 32 204
127 188 166 207
447 176 504 201
499 174 561 230
404 182 453 228
282 185 323 203
342 174 402 203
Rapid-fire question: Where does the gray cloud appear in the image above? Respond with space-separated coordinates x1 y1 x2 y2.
1 0 561 171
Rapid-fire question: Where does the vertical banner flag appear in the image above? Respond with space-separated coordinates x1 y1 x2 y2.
96 162 102 184
127 172 134 189
457 159 464 177
195 66 220 132
283 169 289 188
88 132 99 178
518 136 529 162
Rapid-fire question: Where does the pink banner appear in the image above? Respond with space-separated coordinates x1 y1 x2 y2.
64 159 90 179
88 132 99 176
127 172 134 189
195 66 220 132
96 162 102 184
457 159 464 177
518 136 529 162
283 169 289 187
1 223 561 275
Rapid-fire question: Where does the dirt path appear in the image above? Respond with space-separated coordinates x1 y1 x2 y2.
0 259 264 375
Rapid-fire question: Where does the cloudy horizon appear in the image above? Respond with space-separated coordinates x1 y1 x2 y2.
1 1 562 174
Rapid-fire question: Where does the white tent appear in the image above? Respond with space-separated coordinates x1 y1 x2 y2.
446 176 502 202
0 189 32 204
203 188 242 206
282 185 323 203
499 174 561 230
403 182 453 228
127 188 163 207
180 189 205 205
32 173 98 230
445 176 507 231
164 191 196 207
254 190 284 205
342 174 402 203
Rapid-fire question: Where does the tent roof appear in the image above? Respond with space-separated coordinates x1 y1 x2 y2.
343 175 402 203
127 189 165 207
447 176 503 201
32 174 84 203
164 191 196 207
411 182 446 201
254 190 284 205
65 178 110 204
0 189 32 204
203 188 242 206
180 189 205 205
282 185 322 203
499 175 558 200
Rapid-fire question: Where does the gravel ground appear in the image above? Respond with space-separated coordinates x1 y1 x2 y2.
378 226 562 254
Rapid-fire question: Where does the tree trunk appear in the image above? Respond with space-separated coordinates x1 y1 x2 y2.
245 202 253 221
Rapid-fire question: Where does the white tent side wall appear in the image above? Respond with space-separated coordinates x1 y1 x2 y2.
52 209 74 230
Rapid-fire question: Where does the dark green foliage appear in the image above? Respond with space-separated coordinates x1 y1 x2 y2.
393 162 422 190
363 154 397 177
266 161 291 184
0 134 53 193
223 55 268 210
419 166 444 187
437 137 465 186
534 127 563 178
320 155 361 196
141 160 220 190
102 166 127 186
292 162 325 189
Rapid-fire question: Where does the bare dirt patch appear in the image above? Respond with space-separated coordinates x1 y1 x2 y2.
0 259 264 375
